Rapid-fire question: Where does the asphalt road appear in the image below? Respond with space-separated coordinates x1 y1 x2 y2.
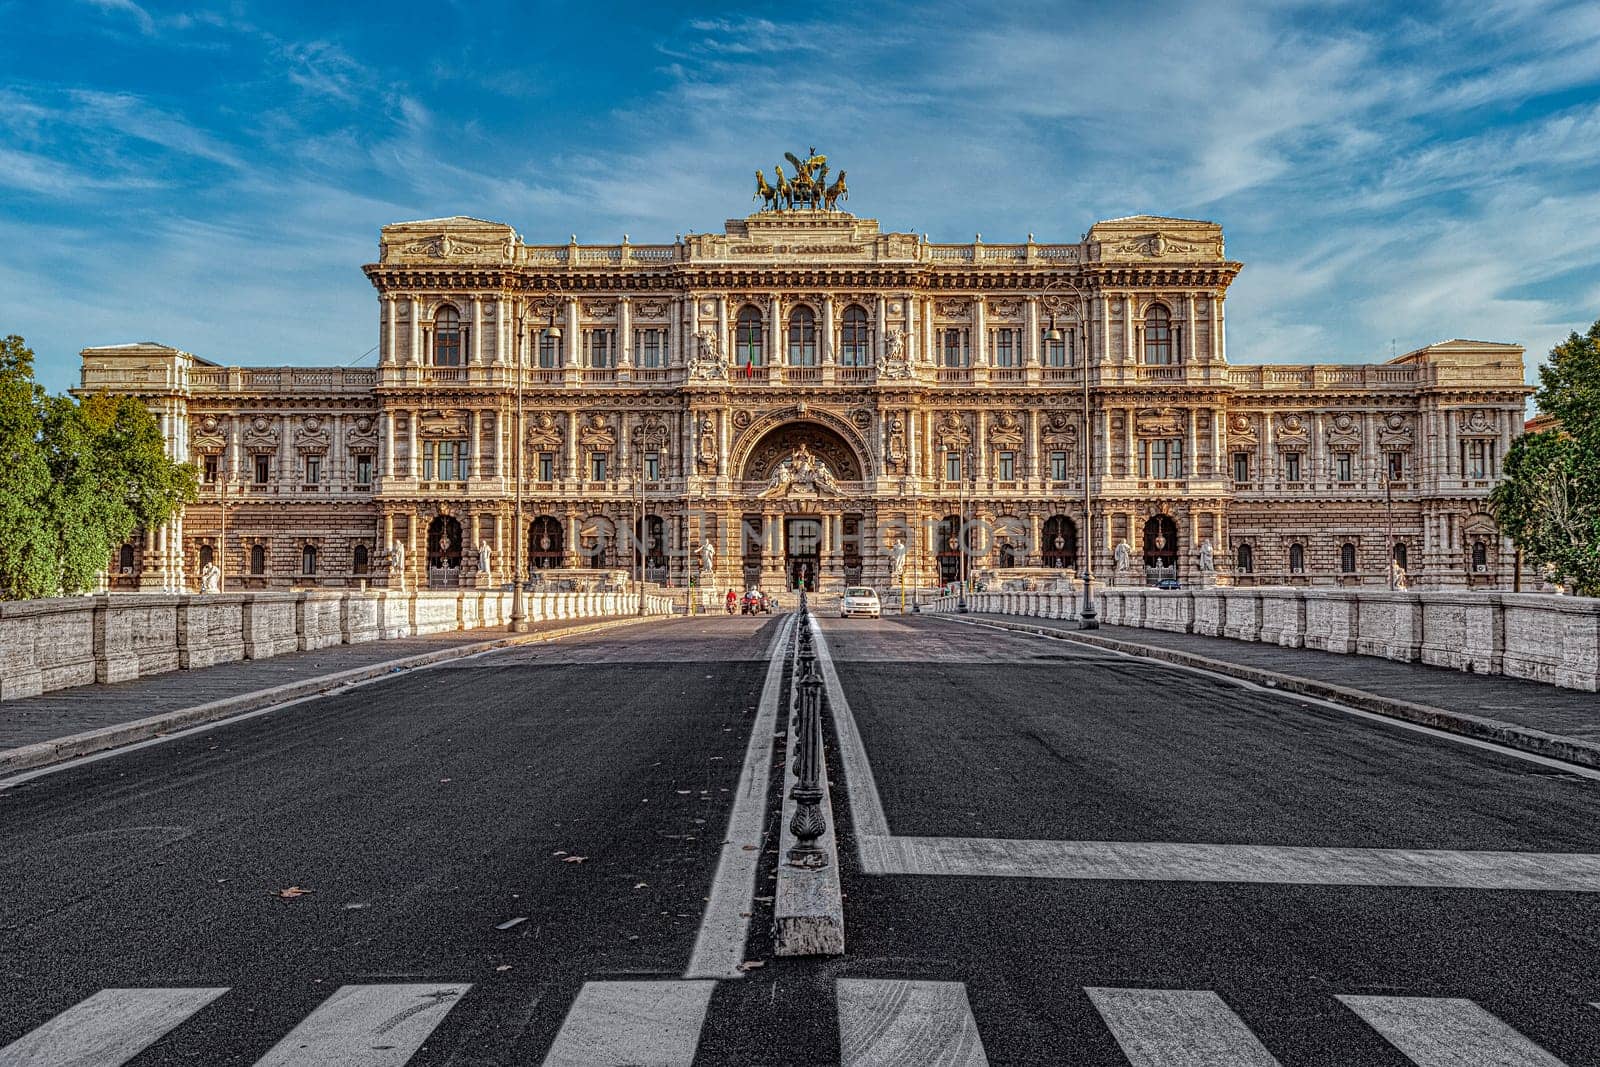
7 611 1600 1065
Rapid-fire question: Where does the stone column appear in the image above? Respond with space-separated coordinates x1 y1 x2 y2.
1025 297 1040 364
469 410 481 480
1124 295 1135 363
822 295 835 364
470 296 483 365
494 297 508 366
1030 512 1043 566
769 293 782 366
973 297 987 366
618 296 633 367
671 296 684 369
875 294 887 363
565 411 579 481
384 295 397 364
1217 294 1228 362
922 297 935 366
1185 409 1198 479
718 410 730 479
975 410 989 482
1027 408 1041 481
1124 409 1135 477
409 296 422 364
1184 292 1196 364
406 410 418 479
564 297 579 367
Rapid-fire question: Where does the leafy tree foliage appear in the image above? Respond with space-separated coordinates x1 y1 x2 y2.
0 336 196 599
1491 319 1600 595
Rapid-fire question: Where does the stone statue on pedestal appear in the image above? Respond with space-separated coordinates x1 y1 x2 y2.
1197 538 1215 572
199 561 221 594
389 538 407 590
1113 541 1131 576
889 539 908 581
478 541 493 576
699 539 716 574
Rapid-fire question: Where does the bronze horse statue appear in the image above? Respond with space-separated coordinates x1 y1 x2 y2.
753 170 778 211
824 170 848 211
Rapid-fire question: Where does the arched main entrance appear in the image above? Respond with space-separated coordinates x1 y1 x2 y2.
784 517 821 591
529 516 563 570
1142 515 1179 584
1042 516 1078 570
428 515 463 587
636 515 667 581
936 514 963 585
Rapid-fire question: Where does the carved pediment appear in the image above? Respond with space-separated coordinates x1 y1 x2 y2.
1377 413 1414 449
936 411 972 449
1275 413 1310 442
579 413 616 449
418 410 468 439
295 415 332 454
1227 413 1257 442
242 416 279 451
631 418 669 448
1041 411 1079 447
1324 412 1362 446
191 414 226 453
345 415 379 452
988 411 1024 447
525 412 564 449
1457 408 1499 435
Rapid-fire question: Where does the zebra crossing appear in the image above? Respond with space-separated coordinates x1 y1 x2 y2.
0 977 1576 1065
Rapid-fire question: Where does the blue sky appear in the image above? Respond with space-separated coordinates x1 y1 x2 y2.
3 0 1598 394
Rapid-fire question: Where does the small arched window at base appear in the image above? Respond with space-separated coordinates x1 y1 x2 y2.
1236 544 1254 574
353 544 369 575
1340 542 1357 574
250 544 266 575
1288 542 1305 574
302 545 318 576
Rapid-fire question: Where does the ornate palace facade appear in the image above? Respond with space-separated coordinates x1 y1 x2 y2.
79 201 1531 594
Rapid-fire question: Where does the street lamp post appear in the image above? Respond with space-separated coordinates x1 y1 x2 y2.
636 446 647 616
957 447 972 613
1382 469 1396 589
1042 279 1099 629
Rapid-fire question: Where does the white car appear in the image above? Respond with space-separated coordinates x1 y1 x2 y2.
840 587 881 619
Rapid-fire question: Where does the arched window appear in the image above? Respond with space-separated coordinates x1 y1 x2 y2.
198 544 214 569
353 544 369 575
1340 542 1357 574
302 544 318 575
1237 544 1254 574
119 543 135 573
787 306 817 366
1042 516 1077 569
250 544 266 575
1472 540 1488 569
735 306 764 367
1144 305 1173 365
1289 542 1306 574
840 305 869 366
530 516 564 569
1393 542 1407 570
434 305 461 366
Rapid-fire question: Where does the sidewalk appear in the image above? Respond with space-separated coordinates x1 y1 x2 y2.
946 612 1600 768
0 614 666 775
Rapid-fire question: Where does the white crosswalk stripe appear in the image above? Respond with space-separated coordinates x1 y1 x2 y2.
252 983 471 1067
1086 987 1282 1066
836 978 988 1066
541 980 715 1067
0 987 228 1067
1338 995 1565 1066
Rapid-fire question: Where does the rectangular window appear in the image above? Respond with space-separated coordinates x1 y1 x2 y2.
1139 439 1185 479
1050 450 1068 481
355 454 373 486
946 452 962 482
942 328 969 368
992 329 1019 368
203 454 219 484
424 441 468 481
1386 451 1405 480
998 450 1015 481
253 454 270 485
304 455 321 486
538 331 560 369
584 329 616 368
1464 439 1494 479
538 452 554 482
1285 452 1302 482
634 328 666 368
1335 452 1353 481
644 450 660 481
1232 451 1251 484
591 452 608 481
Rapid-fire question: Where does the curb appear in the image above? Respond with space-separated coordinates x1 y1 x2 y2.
0 613 680 777
937 615 1600 772
773 612 846 957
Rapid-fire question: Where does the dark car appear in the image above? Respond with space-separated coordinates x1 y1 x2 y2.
1155 578 1182 590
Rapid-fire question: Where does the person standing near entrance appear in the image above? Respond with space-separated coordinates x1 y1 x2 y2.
726 588 737 614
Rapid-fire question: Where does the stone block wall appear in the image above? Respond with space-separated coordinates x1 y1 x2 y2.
0 589 670 701
932 587 1600 691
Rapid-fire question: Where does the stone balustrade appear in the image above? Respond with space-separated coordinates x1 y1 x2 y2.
0 589 674 700
923 587 1600 692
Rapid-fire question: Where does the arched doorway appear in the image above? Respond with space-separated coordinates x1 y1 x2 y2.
636 515 667 581
1142 515 1179 584
1042 516 1078 570
529 516 563 570
427 516 463 587
580 516 615 569
738 420 866 484
936 514 963 585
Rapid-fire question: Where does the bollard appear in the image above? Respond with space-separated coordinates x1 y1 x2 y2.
787 625 828 868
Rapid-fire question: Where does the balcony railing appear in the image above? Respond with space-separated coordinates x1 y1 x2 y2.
836 367 874 383
784 366 822 384
937 367 974 384
990 367 1025 383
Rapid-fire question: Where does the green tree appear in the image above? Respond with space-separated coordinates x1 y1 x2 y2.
1491 319 1600 595
0 335 197 599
